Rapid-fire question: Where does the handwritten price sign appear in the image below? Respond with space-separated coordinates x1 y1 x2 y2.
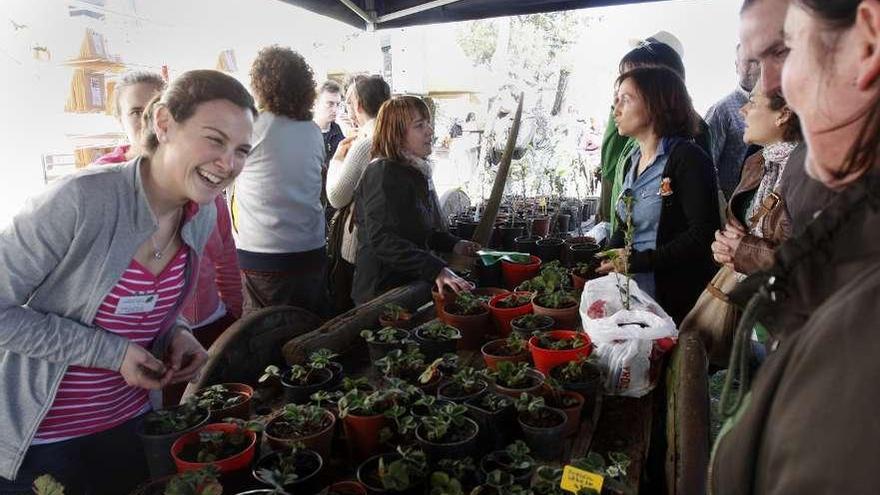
560 464 604 493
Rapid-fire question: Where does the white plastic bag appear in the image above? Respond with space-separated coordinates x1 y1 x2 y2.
580 274 678 397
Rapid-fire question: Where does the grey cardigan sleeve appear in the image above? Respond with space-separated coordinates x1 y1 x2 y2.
0 179 129 370
327 138 372 209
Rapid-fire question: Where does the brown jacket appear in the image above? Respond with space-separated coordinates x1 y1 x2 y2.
711 167 880 494
726 151 793 275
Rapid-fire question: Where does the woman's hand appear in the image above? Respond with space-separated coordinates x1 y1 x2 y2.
332 135 357 161
435 267 474 295
453 240 481 257
165 329 209 384
596 248 626 275
712 222 745 268
120 343 169 390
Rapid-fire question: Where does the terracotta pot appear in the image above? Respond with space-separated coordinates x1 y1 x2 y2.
532 293 581 329
442 304 491 351
342 413 389 463
528 330 592 375
501 255 542 290
171 423 257 474
487 292 534 337
546 390 585 437
265 408 336 462
531 216 551 237
480 338 530 371
492 368 545 399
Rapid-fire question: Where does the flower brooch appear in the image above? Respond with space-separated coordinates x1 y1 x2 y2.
658 177 673 197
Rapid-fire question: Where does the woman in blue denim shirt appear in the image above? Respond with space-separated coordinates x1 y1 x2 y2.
598 67 719 324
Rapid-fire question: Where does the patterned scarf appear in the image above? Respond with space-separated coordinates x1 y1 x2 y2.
402 151 448 231
746 141 798 237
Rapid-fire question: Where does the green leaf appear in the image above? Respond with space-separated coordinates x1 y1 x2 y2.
33 475 65 495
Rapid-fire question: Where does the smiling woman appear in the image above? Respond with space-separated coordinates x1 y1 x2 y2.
0 69 257 492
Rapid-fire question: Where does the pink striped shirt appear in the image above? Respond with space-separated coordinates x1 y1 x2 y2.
34 246 189 442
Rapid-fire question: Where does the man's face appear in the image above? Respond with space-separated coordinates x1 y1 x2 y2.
735 45 760 92
739 0 791 94
315 90 341 124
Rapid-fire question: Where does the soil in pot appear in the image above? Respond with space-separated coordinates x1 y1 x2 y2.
517 406 568 460
510 314 554 339
415 416 480 462
171 423 257 474
437 379 489 404
487 292 534 337
413 322 461 361
252 449 323 495
535 237 564 263
282 366 335 404
528 330 592 375
138 404 211 479
362 327 411 364
531 292 580 329
265 404 336 461
480 337 530 371
190 383 253 422
500 255 542 290
491 363 545 399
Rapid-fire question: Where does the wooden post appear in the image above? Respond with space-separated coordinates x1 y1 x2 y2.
472 92 524 247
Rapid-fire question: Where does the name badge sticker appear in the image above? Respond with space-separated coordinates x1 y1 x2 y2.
115 294 159 315
560 464 604 494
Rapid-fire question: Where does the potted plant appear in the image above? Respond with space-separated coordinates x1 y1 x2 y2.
339 384 419 462
309 348 344 389
412 320 461 361
549 356 603 403
378 303 413 329
514 394 568 461
500 255 542 290
265 403 336 460
532 290 580 329
479 440 535 487
528 330 592 375
189 383 253 422
434 457 479 493
427 471 464 495
128 466 222 495
436 367 490 404
253 445 323 495
311 376 376 416
569 451 632 495
571 261 597 289
374 348 442 392
464 392 517 452
415 402 480 461
480 332 530 371
531 465 565 495
171 422 259 474
260 363 335 405
514 234 542 256
486 291 534 337
510 314 554 339
361 327 412 364
356 447 428 495
543 386 585 437
489 361 545 399
441 291 491 351
469 469 531 495
138 404 211 479
536 237 565 263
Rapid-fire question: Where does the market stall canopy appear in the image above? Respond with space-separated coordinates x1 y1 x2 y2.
277 0 667 31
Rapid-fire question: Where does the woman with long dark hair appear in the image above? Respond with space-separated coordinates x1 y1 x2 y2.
597 66 719 324
711 1 880 491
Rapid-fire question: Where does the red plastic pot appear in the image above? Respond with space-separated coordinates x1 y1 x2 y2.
487 292 534 337
170 423 257 474
501 255 542 290
342 413 389 463
528 330 592 375
480 338 530 371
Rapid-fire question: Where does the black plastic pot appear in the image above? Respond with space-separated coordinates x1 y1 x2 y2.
410 399 454 420
499 225 525 251
357 453 426 495
137 406 211 479
282 367 334 404
549 360 604 404
479 450 535 486
517 407 568 460
514 235 542 256
567 242 601 268
473 257 504 288
436 379 489 404
535 237 564 263
415 417 479 462
253 449 323 495
413 326 460 361
366 329 411 364
510 314 555 339
555 214 571 234
464 395 517 454
326 361 344 390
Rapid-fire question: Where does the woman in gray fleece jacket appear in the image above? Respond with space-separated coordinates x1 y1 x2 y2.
0 70 256 493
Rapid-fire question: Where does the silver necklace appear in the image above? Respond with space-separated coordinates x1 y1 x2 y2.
150 209 182 260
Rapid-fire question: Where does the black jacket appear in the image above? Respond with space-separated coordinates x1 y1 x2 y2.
611 140 720 324
352 158 459 304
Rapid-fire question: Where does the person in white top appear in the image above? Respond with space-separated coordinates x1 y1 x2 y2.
326 75 390 313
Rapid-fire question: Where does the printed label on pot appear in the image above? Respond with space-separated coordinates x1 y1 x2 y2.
560 465 604 493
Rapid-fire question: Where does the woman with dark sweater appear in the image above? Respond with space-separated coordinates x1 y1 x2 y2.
352 96 478 304
598 66 719 324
